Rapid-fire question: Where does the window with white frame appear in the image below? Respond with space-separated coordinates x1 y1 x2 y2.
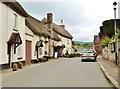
13 14 18 30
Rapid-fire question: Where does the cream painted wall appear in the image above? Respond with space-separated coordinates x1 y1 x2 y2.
39 36 46 58
44 37 49 56
57 34 72 54
25 27 49 59
25 26 38 60
1 3 8 64
25 26 34 41
1 3 26 64
32 35 49 59
32 35 39 59
0 2 2 65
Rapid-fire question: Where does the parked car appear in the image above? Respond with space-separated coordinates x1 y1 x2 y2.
80 49 98 62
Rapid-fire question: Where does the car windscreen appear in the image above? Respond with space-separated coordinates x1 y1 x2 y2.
82 50 94 53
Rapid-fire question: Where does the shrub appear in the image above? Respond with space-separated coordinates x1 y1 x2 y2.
99 35 110 48
66 53 80 58
32 59 39 63
75 53 80 57
117 29 120 39
38 58 44 62
71 54 75 57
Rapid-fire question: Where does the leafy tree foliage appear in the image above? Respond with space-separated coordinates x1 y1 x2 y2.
99 19 120 38
73 41 93 48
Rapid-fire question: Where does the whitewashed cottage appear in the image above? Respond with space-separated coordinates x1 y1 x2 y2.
42 13 73 57
0 1 28 68
26 15 61 60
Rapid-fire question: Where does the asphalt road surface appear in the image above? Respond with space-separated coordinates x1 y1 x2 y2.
2 57 112 87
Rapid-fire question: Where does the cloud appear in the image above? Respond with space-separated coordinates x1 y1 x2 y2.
19 0 117 42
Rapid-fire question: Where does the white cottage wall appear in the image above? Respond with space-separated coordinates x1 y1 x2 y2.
0 2 2 65
1 3 9 64
1 3 26 64
57 34 72 54
32 35 39 59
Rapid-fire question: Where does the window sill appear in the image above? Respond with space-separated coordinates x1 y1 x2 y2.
18 57 23 60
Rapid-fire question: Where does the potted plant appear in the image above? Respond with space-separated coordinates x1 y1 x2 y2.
18 62 23 69
12 63 18 71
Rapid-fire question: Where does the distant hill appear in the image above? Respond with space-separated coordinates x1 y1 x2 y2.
73 41 93 48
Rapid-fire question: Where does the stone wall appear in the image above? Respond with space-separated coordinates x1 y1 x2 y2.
102 46 109 60
102 40 120 64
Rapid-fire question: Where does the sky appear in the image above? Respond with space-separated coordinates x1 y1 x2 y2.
18 0 120 42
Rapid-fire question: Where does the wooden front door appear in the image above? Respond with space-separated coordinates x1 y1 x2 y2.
25 40 32 64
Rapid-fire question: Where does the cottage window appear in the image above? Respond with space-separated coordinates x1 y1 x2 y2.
67 39 69 45
17 45 22 59
13 14 18 31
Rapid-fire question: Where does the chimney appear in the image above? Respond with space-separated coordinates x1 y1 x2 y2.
61 20 63 24
59 20 65 28
47 13 53 23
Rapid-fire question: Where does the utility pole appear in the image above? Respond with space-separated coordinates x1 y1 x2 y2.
113 1 118 65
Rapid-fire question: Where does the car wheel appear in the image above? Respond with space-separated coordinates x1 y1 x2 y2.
81 59 84 62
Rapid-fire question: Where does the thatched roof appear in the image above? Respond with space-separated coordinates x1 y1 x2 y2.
26 15 49 37
26 15 61 41
72 41 75 45
42 18 73 39
53 31 61 41
41 17 47 24
53 23 73 39
2 0 28 17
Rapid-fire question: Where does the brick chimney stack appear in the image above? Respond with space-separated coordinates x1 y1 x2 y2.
61 20 63 24
47 13 53 23
47 13 53 29
47 13 53 35
47 13 53 57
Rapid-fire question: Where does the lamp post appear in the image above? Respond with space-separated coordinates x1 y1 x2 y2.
113 1 118 65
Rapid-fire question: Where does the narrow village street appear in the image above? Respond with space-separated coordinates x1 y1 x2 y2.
2 57 112 87
0 1 120 89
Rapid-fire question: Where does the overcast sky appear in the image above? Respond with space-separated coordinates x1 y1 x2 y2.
18 0 119 42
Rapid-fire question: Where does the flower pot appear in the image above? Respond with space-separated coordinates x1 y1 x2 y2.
13 63 18 71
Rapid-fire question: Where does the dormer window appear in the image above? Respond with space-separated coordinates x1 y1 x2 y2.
13 14 18 31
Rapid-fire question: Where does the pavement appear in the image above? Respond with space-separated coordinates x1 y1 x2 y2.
97 55 119 88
